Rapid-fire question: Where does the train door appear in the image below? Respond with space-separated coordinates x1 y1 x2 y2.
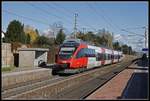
87 49 96 68
111 50 114 64
95 50 101 67
101 48 105 65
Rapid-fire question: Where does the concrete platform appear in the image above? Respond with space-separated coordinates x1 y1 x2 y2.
86 59 148 100
121 59 148 99
2 68 52 89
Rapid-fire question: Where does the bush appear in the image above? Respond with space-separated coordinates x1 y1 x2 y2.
2 66 16 72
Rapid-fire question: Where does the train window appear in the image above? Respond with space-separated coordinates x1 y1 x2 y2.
85 48 96 57
115 55 117 59
87 49 91 57
111 55 114 59
110 54 112 59
101 54 104 60
96 53 101 61
90 49 96 57
59 47 76 59
84 48 89 57
109 54 111 60
108 54 110 60
114 55 116 59
76 48 85 58
96 52 98 61
87 49 91 56
105 54 108 60
98 53 102 60
119 55 120 59
105 54 107 60
102 54 105 60
115 55 118 59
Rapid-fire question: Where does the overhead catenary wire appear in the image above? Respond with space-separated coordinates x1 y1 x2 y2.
27 2 83 34
95 3 147 48
87 3 110 30
52 2 97 32
3 10 52 37
44 3 83 31
122 26 147 30
87 3 119 33
27 2 74 26
3 10 50 26
121 29 145 37
93 2 122 31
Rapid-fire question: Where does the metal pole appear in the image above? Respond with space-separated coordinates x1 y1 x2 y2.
82 28 85 34
112 33 114 50
144 27 147 48
74 13 78 39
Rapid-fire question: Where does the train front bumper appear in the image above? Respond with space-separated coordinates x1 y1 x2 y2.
54 63 70 69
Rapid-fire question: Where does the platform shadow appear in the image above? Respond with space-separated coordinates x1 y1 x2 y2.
118 72 148 99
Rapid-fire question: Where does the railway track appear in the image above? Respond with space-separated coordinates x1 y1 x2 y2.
2 75 69 98
48 60 133 99
2 56 137 100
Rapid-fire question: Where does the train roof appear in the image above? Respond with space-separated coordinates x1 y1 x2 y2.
63 39 91 45
63 39 85 44
62 38 122 52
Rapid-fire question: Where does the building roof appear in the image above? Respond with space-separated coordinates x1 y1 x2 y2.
18 48 49 51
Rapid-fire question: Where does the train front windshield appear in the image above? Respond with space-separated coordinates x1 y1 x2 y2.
59 47 76 59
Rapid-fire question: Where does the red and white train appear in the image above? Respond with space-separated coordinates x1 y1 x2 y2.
53 39 124 74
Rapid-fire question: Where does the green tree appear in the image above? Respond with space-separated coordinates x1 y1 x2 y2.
84 31 96 43
101 35 108 46
24 25 39 43
122 44 129 54
128 46 132 55
26 34 31 44
76 31 85 40
113 41 121 50
55 29 66 45
35 29 39 36
5 20 26 43
96 29 113 48
34 35 53 48
95 36 103 45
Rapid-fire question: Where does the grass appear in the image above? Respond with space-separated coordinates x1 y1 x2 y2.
2 66 16 72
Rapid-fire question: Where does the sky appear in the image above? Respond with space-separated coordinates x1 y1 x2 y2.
2 1 148 52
